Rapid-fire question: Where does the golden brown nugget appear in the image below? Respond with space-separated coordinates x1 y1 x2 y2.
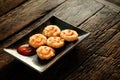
60 29 78 42
29 34 47 48
36 46 55 60
47 37 64 48
42 25 61 37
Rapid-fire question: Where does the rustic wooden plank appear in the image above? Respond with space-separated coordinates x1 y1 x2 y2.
112 20 120 32
107 59 120 80
96 32 120 57
80 7 120 32
96 0 120 12
95 21 120 58
78 7 120 52
65 31 120 80
67 39 120 79
0 0 66 41
63 7 120 80
0 0 27 16
54 0 104 26
65 54 117 80
65 7 120 68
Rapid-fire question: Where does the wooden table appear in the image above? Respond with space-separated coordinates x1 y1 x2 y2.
0 0 120 80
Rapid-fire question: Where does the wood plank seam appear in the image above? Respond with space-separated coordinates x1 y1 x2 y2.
79 10 120 51
96 32 120 57
77 5 105 27
95 0 120 12
65 7 120 80
54 0 104 26
94 16 120 57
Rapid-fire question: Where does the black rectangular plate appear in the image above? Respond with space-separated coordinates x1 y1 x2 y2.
4 16 90 73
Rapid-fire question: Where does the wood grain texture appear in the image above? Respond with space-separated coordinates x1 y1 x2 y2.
65 52 120 80
96 32 120 57
65 7 120 67
107 58 120 80
0 0 65 41
77 7 120 53
54 0 104 26
0 0 27 16
65 54 116 80
96 0 120 12
65 7 120 80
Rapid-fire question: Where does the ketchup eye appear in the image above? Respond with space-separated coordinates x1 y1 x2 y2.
17 44 35 56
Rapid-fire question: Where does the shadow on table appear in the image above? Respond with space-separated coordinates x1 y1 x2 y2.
0 47 87 80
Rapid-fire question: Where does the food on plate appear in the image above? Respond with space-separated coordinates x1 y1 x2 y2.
17 25 79 60
29 34 47 48
17 44 35 56
42 25 61 37
36 46 55 60
60 29 78 41
47 37 64 48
